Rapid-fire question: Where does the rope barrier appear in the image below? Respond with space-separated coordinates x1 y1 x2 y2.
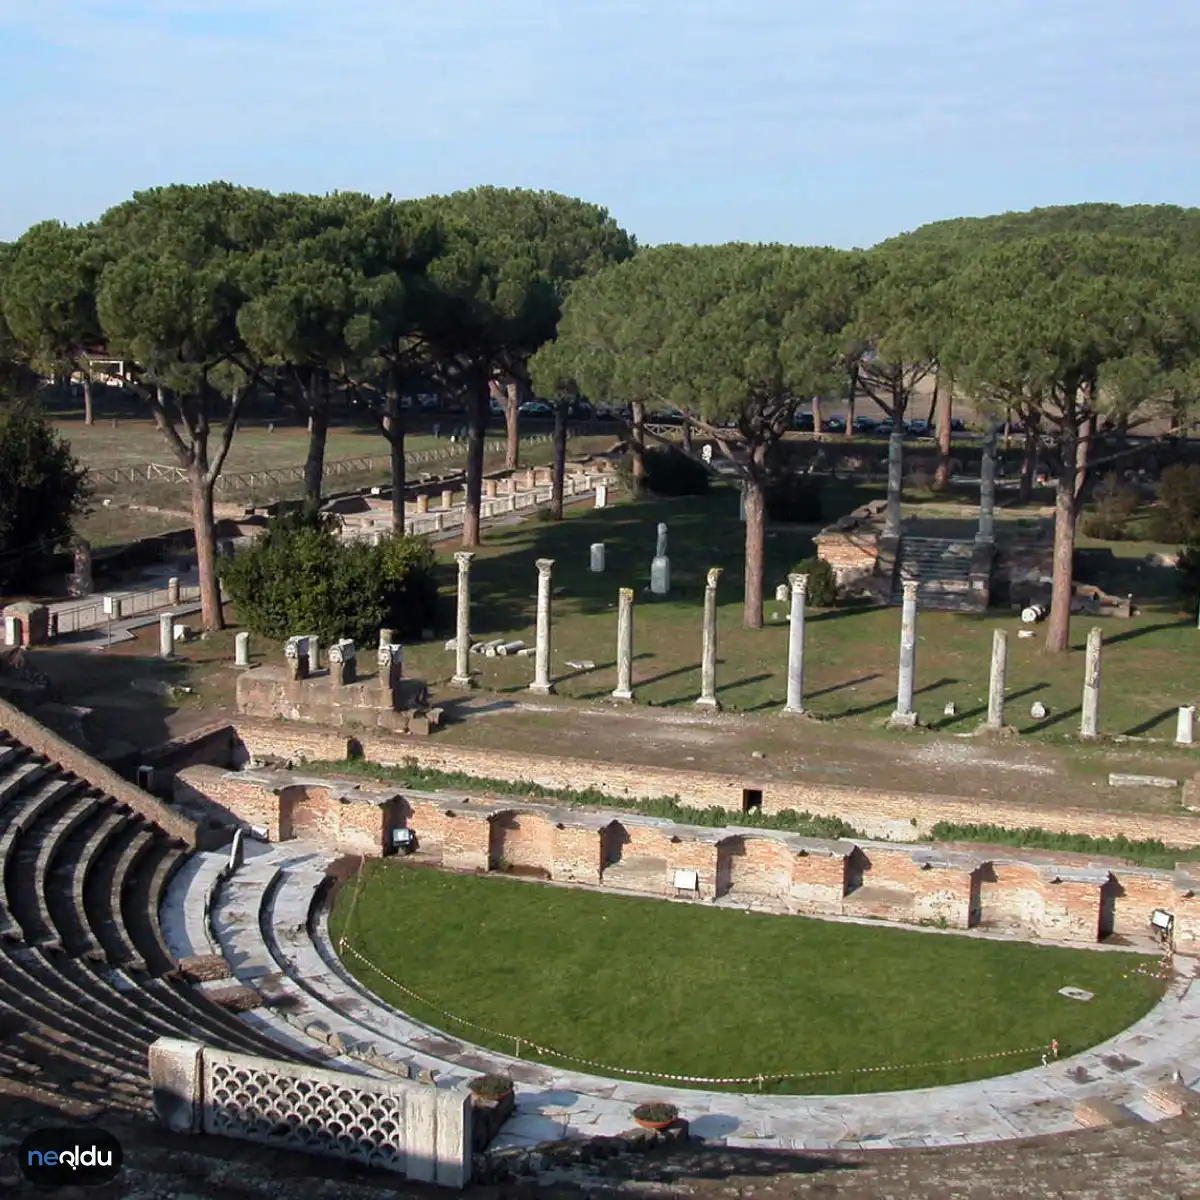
336 938 1058 1088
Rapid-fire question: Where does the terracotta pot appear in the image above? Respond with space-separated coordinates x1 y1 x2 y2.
634 1117 674 1131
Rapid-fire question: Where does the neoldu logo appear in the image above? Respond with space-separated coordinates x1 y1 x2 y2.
19 1126 123 1187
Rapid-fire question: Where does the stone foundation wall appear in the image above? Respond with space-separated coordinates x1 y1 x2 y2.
177 761 1200 949
228 719 1200 851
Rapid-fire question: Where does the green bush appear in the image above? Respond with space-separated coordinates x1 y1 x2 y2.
620 446 710 496
788 556 837 607
1150 463 1200 543
764 474 823 523
1177 540 1200 615
1080 472 1140 540
220 512 438 645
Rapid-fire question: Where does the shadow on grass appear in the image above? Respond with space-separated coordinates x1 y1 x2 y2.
658 672 773 708
827 677 958 720
1123 707 1180 737
1097 617 1194 647
1026 704 1083 735
932 683 1049 730
808 673 884 701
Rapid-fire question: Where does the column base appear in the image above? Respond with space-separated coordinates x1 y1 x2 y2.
528 682 555 695
974 532 995 546
1079 730 1099 741
782 703 806 715
887 710 920 729
611 689 634 702
695 696 721 710
449 675 477 689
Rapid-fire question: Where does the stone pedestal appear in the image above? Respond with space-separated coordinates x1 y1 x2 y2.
284 636 310 681
590 543 605 573
1177 705 1195 746
308 637 321 673
167 577 181 605
612 587 635 701
329 639 356 688
984 628 1008 729
159 612 175 659
451 552 475 688
1080 627 1102 739
650 556 670 595
378 642 403 704
416 494 429 514
529 559 555 694
888 581 920 728
783 574 808 714
484 479 498 499
594 483 608 508
696 568 722 709
234 631 250 667
441 489 454 510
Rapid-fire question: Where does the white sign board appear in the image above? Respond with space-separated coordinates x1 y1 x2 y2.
672 869 699 892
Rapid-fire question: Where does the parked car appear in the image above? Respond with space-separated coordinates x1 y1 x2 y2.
950 417 966 432
566 399 594 419
793 412 815 432
852 415 877 434
824 415 846 433
908 418 932 437
416 394 440 411
518 400 553 418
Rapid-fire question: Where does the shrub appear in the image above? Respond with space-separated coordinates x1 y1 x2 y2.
764 475 822 523
467 1074 513 1100
633 1103 678 1125
0 402 90 590
220 514 438 645
1150 463 1200 543
620 447 710 497
789 556 837 607
1080 473 1140 540
1177 540 1200 615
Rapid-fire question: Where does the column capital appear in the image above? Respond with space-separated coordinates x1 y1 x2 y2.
618 587 634 603
705 567 723 589
787 573 809 594
535 558 555 575
454 551 474 569
902 580 919 602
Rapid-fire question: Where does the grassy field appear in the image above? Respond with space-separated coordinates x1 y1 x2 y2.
328 863 1164 1095
398 485 1197 742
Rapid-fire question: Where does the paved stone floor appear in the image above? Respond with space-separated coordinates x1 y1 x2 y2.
169 841 1200 1159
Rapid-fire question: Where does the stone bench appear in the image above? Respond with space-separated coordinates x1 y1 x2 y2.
1073 1097 1144 1127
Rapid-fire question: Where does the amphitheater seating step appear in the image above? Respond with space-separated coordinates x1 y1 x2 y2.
1074 1098 1145 1127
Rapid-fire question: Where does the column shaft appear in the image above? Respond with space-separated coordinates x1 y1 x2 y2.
1081 626 1102 738
612 588 634 700
696 568 722 709
784 574 808 714
985 628 1007 729
451 552 475 687
530 559 555 694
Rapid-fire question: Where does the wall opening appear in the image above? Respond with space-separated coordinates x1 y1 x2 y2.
1099 877 1122 941
741 788 763 814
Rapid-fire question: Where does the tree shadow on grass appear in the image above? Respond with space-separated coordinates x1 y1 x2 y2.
807 673 883 701
655 673 773 709
1023 704 1082 735
1069 618 1192 650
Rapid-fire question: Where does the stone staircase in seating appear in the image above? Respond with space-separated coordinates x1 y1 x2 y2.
891 536 990 613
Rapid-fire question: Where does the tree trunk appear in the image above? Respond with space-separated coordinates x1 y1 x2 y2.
1019 425 1037 504
845 364 858 437
934 381 952 489
386 378 406 531
550 402 567 519
811 395 822 435
630 400 646 495
303 385 329 511
501 379 520 470
742 457 767 629
1075 411 1097 501
681 419 693 454
926 371 939 426
1045 416 1078 654
884 425 904 538
83 377 94 426
190 468 223 632
461 379 487 548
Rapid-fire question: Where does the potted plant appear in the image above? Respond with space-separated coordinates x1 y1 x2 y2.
632 1102 678 1131
467 1074 514 1105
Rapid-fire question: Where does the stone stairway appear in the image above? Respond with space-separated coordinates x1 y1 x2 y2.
891 537 983 612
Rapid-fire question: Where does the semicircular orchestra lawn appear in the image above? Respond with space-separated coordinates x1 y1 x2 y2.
328 863 1167 1095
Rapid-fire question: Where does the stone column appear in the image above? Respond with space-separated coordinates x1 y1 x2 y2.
590 543 605 573
976 421 997 545
441 488 454 509
594 482 608 508
1080 626 1102 739
234 631 250 667
415 493 429 514
888 581 920 727
451 552 475 688
167 577 181 605
783 574 808 714
696 568 722 710
529 558 555 694
1176 705 1195 746
985 628 1008 729
159 612 175 659
612 587 635 701
484 479 498 499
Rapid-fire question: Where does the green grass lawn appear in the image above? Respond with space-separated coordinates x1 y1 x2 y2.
399 484 1198 742
329 863 1165 1095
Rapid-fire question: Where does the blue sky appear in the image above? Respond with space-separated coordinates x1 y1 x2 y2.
1 0 1197 247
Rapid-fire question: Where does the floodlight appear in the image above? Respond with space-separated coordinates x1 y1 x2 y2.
1150 909 1174 933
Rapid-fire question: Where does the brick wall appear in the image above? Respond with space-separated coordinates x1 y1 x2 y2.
720 836 794 898
176 766 284 840
489 811 554 875
0 696 199 845
790 852 846 913
552 825 603 886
